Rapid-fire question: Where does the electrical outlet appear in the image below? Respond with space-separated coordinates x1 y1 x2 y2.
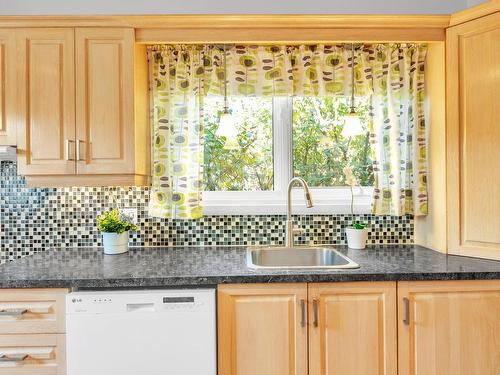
121 208 138 224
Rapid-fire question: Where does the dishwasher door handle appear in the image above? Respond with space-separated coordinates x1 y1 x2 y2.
126 303 155 312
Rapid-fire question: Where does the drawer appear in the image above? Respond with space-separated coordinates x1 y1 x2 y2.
0 334 65 375
0 289 68 334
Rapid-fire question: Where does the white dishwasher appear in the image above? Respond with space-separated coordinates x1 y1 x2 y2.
66 289 216 375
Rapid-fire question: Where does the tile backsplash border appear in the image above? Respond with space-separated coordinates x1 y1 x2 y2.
1 161 413 263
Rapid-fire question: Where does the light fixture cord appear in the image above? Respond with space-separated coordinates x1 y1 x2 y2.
350 43 355 111
223 44 228 114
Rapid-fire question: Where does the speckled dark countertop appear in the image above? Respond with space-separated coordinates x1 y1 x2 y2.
0 245 499 288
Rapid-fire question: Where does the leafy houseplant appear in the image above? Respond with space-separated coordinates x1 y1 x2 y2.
97 209 138 255
343 166 368 249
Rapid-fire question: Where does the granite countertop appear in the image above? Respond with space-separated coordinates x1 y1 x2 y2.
0 245 499 288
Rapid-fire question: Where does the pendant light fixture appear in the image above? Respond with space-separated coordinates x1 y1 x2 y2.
216 44 238 149
342 43 364 137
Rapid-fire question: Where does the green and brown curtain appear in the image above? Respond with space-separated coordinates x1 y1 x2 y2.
148 43 428 218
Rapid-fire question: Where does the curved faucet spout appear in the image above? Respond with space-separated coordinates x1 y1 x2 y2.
286 177 314 247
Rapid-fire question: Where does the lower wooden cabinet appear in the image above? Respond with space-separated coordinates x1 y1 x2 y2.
0 334 66 375
219 280 500 375
0 289 68 375
398 280 500 375
218 282 397 375
308 282 397 375
218 283 308 375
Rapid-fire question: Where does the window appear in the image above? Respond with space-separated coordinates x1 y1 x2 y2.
203 96 373 215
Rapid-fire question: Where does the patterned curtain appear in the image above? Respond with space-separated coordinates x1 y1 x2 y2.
148 46 218 219
148 43 428 218
368 44 428 215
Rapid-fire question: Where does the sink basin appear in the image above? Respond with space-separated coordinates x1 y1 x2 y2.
247 246 359 269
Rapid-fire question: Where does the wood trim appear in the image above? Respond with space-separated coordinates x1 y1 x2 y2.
449 0 500 26
136 27 445 44
0 15 451 29
25 174 150 187
414 42 447 253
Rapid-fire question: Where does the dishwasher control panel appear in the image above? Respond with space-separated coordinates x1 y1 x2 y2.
67 289 212 314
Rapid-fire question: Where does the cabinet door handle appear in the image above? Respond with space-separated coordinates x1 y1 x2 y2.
75 139 81 161
0 354 28 362
65 139 74 161
403 297 410 325
76 139 82 161
300 299 305 327
0 308 27 316
313 299 319 327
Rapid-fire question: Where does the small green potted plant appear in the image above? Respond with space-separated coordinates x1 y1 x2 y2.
97 208 138 255
343 166 368 249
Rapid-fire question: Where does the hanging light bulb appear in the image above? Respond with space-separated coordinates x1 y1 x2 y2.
342 43 364 138
216 44 238 149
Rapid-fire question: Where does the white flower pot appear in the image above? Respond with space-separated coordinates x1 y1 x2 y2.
345 227 368 249
102 232 129 255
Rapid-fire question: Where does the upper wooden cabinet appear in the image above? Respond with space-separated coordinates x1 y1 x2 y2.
0 29 17 146
398 280 500 375
13 27 149 186
446 11 500 260
308 282 397 375
218 284 308 375
75 28 136 175
16 28 76 175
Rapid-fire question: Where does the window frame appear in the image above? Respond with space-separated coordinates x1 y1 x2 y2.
203 96 373 215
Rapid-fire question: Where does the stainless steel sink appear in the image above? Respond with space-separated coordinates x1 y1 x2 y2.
247 246 359 269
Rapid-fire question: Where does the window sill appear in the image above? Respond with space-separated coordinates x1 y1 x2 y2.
203 188 373 215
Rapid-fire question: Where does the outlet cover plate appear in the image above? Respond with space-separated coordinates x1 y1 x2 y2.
121 208 138 224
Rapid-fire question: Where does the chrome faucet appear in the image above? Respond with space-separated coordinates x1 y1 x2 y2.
286 177 314 247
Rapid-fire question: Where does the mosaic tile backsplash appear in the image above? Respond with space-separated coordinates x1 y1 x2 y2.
0 161 413 263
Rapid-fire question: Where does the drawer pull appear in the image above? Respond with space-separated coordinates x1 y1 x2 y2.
0 354 28 362
0 308 27 317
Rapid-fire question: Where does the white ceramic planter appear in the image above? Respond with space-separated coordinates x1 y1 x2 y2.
345 227 368 249
102 232 129 255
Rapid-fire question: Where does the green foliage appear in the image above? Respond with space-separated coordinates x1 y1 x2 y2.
204 97 273 191
352 222 367 230
203 96 374 191
292 96 373 187
97 209 138 234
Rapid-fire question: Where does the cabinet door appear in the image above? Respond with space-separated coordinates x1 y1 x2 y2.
75 28 135 175
398 280 500 375
16 28 75 175
309 282 397 375
446 12 500 260
218 284 308 375
0 29 17 146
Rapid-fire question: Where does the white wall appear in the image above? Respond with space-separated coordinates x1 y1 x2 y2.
0 0 472 15
466 0 487 7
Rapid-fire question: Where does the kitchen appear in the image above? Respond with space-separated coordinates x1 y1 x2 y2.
0 0 499 374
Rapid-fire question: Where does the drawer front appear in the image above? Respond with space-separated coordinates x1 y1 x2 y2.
0 289 68 334
0 334 65 375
